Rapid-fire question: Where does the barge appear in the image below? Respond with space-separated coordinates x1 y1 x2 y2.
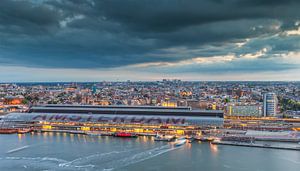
114 132 138 138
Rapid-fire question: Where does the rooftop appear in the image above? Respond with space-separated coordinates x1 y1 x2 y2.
29 105 223 118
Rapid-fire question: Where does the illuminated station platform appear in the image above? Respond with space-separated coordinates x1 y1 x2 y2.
0 105 224 135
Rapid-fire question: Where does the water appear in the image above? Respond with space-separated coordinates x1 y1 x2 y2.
0 132 299 171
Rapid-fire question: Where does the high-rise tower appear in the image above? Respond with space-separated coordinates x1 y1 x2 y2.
263 92 277 117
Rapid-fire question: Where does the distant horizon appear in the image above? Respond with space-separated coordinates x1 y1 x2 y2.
1 80 300 84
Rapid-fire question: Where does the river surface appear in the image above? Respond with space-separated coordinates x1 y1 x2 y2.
0 132 299 171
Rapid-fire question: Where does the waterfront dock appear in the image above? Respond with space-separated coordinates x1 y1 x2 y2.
212 141 300 151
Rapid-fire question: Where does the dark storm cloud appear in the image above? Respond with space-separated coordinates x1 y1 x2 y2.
95 0 300 32
0 0 299 71
0 0 62 35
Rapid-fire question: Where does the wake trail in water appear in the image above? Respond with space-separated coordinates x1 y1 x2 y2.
6 143 42 154
100 144 180 170
1 144 181 171
59 149 134 169
2 156 67 163
6 145 30 154
58 145 179 170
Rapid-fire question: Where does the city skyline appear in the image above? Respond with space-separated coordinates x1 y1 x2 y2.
0 1 299 170
1 0 300 81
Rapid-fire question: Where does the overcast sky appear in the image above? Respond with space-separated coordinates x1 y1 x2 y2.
0 0 300 82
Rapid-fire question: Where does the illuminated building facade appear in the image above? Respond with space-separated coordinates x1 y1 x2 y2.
0 105 223 135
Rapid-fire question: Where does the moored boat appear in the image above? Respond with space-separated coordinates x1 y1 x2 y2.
0 128 18 134
85 131 102 136
194 136 215 141
114 132 138 138
17 128 33 134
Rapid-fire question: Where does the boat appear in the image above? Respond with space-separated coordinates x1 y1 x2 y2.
174 137 187 147
85 131 102 136
194 136 215 142
17 128 32 134
154 134 175 141
114 132 138 138
187 138 195 143
185 135 195 143
86 131 112 136
0 128 18 134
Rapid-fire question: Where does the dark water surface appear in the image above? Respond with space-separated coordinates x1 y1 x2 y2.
0 132 299 171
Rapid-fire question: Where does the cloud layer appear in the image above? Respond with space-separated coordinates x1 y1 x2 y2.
0 0 300 80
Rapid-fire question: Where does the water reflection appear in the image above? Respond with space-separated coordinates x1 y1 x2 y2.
69 133 74 142
186 142 192 149
209 143 218 155
17 133 25 140
1 134 299 171
43 132 48 141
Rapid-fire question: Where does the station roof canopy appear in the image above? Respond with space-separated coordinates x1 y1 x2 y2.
29 105 223 118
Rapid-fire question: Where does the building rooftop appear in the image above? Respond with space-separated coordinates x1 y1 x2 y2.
39 104 192 110
29 105 223 118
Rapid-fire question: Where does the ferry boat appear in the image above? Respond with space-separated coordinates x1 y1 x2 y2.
114 132 138 138
174 137 187 147
154 134 175 141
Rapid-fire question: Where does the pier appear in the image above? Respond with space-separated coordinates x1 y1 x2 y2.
212 141 300 151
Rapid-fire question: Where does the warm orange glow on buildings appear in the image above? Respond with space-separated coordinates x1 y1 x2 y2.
4 96 24 105
42 125 52 130
81 127 91 131
161 101 177 107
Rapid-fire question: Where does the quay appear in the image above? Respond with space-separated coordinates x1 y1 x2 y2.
212 141 300 151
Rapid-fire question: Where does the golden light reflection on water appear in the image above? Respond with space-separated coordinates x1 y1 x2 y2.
186 142 192 149
97 136 102 142
43 132 49 141
56 132 61 142
82 135 87 143
48 132 54 141
142 136 147 143
209 143 218 155
150 136 155 145
104 136 109 143
63 132 67 142
70 133 74 142
17 133 25 140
